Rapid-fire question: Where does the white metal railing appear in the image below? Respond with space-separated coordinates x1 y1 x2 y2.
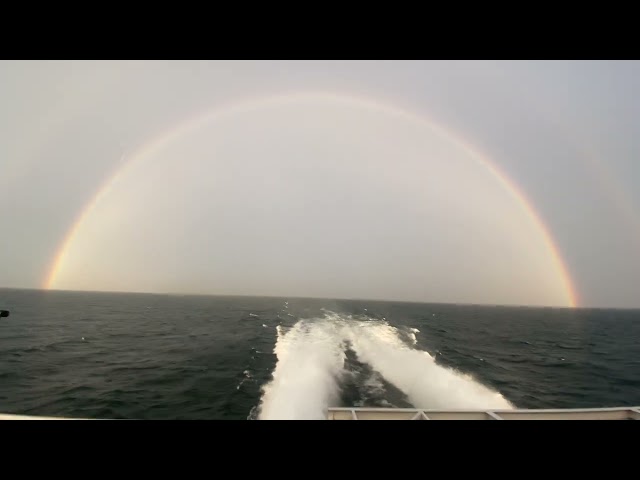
2 406 639 420
0 413 92 420
326 406 640 420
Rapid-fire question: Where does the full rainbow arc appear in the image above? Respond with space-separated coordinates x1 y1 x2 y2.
43 91 579 307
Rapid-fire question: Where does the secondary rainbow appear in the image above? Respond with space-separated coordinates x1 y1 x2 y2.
43 91 579 307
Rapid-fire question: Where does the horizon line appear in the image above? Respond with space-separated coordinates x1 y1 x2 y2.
4 285 638 310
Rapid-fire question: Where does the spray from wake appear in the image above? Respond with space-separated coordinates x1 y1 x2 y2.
258 312 513 419
257 322 347 419
344 317 513 410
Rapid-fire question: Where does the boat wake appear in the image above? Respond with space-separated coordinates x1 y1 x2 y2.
257 312 513 419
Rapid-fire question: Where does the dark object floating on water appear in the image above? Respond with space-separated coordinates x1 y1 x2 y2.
0 310 9 318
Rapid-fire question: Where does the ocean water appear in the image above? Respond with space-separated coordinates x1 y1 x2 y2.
0 288 639 419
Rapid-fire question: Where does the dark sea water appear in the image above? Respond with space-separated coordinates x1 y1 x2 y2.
1 288 639 419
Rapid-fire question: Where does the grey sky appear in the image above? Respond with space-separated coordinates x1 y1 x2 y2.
1 60 639 308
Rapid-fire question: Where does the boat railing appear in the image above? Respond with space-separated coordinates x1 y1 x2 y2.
326 406 640 420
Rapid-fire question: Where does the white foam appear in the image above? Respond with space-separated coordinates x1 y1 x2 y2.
257 312 513 419
342 317 513 410
258 322 346 420
406 327 420 346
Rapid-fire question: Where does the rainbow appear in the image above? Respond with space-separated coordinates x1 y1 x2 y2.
523 98 640 251
43 91 579 307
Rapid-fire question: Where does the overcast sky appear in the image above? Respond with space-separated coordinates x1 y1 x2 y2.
1 60 639 308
